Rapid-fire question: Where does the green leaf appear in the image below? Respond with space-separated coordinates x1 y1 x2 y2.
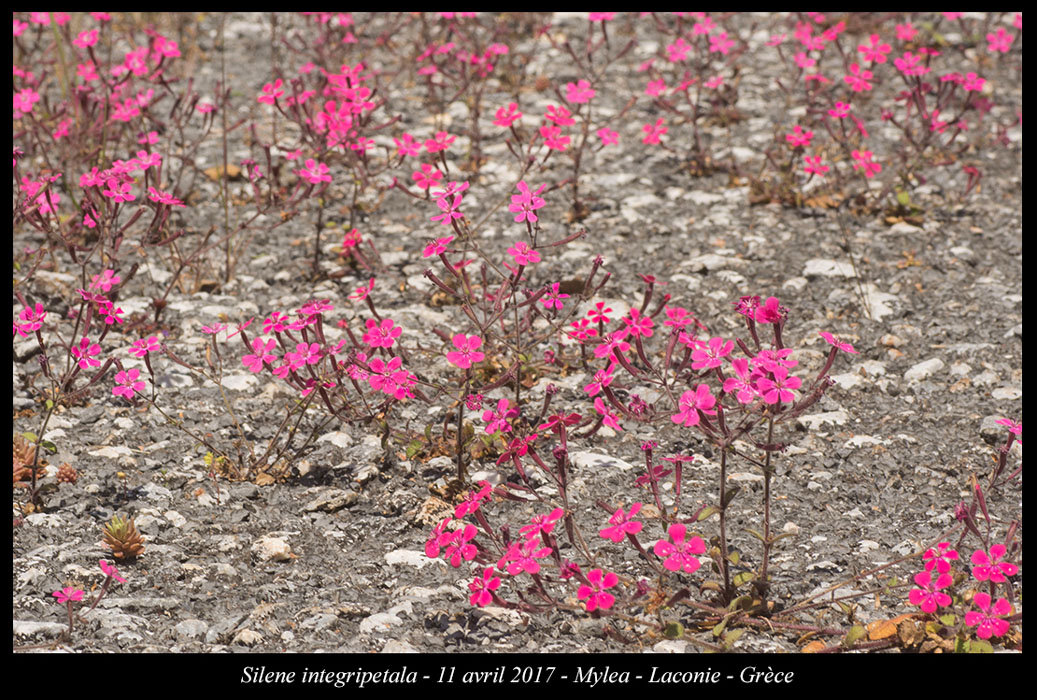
45 399 54 410
939 613 957 627
39 439 57 454
696 506 719 522
967 639 993 654
662 621 684 639
727 595 751 611
727 549 740 565
405 439 424 459
723 629 746 648
896 190 911 206
770 532 797 544
22 432 38 444
733 571 755 588
712 617 728 637
842 624 867 649
721 485 740 508
745 528 766 543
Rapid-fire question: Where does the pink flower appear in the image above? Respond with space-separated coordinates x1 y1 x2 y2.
100 559 127 583
519 507 564 540
858 34 891 63
621 309 654 338
642 118 667 145
786 125 813 148
296 159 331 184
257 79 283 104
412 163 443 190
756 366 801 404
565 79 595 103
986 27 1015 54
599 503 643 542
446 333 485 369
443 523 479 567
597 127 619 146
908 571 952 613
430 193 464 226
509 181 546 224
424 131 455 153
499 538 552 576
803 154 828 176
112 368 145 398
53 587 86 604
493 102 522 128
851 149 882 178
895 23 918 41
71 336 102 369
964 593 1012 639
691 336 733 370
704 75 724 89
539 125 570 151
362 318 402 349
645 79 667 97
540 282 569 310
844 63 873 92
709 32 734 55
722 357 758 404
672 384 716 427
578 569 619 611
423 235 454 258
13 88 40 114
242 338 278 372
754 296 784 324
654 523 706 573
545 105 575 126
819 331 857 354
970 544 1019 583
483 398 518 434
923 542 960 574
468 567 501 607
394 132 422 158
828 101 851 119
594 397 622 431
507 241 540 266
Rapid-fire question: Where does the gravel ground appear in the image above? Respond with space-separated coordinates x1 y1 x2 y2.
13 12 1022 660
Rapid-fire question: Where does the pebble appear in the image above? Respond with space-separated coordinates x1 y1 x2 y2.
904 358 945 382
251 536 292 562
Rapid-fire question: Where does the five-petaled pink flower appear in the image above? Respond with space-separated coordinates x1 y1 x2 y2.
672 384 716 427
53 587 85 604
599 503 643 542
565 79 596 104
923 542 960 574
446 333 485 369
908 570 952 613
242 338 278 372
112 368 145 398
493 102 522 128
468 567 501 607
509 181 546 224
483 398 518 434
786 125 813 148
362 318 402 349
654 523 706 573
803 154 829 176
72 336 102 369
858 34 891 63
642 118 667 145
423 235 454 258
507 241 540 266
965 593 1012 640
970 544 1019 583
578 568 619 611
756 365 801 404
